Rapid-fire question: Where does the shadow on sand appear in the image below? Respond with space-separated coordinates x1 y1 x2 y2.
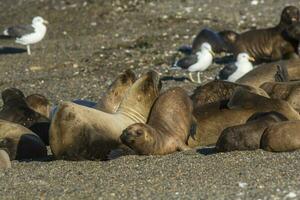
0 46 26 55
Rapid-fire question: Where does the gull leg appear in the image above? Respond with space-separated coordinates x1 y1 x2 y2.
188 72 198 83
197 72 201 83
27 45 31 55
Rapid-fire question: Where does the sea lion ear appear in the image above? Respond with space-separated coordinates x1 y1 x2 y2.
227 87 258 109
274 64 289 82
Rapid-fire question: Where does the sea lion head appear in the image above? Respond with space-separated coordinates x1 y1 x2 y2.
96 69 136 113
219 30 239 43
2 88 25 105
120 123 155 155
118 70 162 122
26 94 51 118
280 6 300 26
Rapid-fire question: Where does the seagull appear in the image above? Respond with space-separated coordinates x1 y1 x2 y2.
171 42 215 83
215 53 255 82
3 16 48 55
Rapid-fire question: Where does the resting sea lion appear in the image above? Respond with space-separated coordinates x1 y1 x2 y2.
260 81 300 112
230 6 300 63
191 80 269 107
188 87 300 147
216 111 288 152
237 58 300 87
95 69 136 113
0 120 47 160
120 87 192 155
49 70 161 160
0 150 11 169
261 120 300 152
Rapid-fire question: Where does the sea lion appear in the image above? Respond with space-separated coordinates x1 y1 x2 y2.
95 69 136 113
49 70 161 160
26 93 51 118
188 87 300 147
229 6 300 63
0 88 50 127
0 150 11 169
190 80 268 107
260 81 300 112
237 58 300 87
120 87 192 155
216 111 288 152
0 120 47 160
261 120 300 152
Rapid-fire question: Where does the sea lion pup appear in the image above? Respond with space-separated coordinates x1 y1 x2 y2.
50 70 161 160
95 69 136 113
120 87 192 155
260 81 300 112
26 94 51 118
0 120 47 160
188 87 300 147
190 80 268 107
260 120 300 152
216 111 288 152
0 150 11 169
237 58 300 87
229 6 300 63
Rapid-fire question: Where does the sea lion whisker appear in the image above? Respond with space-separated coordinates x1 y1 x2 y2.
117 106 146 123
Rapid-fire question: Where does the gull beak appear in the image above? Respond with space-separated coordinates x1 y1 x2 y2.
248 56 255 62
43 20 49 25
209 50 215 57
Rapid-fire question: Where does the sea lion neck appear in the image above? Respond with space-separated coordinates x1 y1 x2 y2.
116 106 147 123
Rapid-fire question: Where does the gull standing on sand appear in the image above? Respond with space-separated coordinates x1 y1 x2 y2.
3 16 48 55
215 53 255 82
171 42 215 83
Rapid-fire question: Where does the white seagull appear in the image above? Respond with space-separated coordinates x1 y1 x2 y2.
216 53 255 82
172 42 215 83
3 16 48 55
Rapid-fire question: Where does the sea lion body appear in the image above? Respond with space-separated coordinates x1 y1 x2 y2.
191 80 269 107
0 150 11 169
237 58 300 87
216 111 288 152
120 87 192 155
261 120 300 152
260 81 300 112
188 88 300 147
0 120 47 160
50 71 161 160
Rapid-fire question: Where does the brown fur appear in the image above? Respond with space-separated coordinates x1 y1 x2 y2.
26 94 51 118
260 81 300 112
120 87 192 155
236 59 300 87
261 120 300 152
0 149 11 169
188 87 300 147
0 120 47 160
229 6 300 63
216 111 288 152
49 70 161 160
95 69 136 113
191 80 269 107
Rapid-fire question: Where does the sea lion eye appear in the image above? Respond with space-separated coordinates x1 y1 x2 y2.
136 130 143 136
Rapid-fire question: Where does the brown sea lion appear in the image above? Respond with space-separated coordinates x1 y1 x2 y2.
0 120 47 160
49 70 161 160
120 87 192 155
216 111 288 152
237 58 300 87
95 69 136 113
188 87 300 147
26 94 51 118
230 6 300 63
0 149 11 169
261 120 300 152
260 81 300 112
191 80 269 107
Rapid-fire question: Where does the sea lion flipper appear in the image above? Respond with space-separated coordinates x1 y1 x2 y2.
274 64 289 82
177 143 192 151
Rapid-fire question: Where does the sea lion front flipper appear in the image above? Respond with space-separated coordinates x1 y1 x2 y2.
274 64 289 82
177 143 192 151
227 87 262 109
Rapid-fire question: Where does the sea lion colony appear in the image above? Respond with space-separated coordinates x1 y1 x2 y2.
1 6 300 168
